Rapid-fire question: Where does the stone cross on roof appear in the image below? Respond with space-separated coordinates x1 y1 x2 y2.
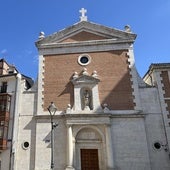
79 8 87 22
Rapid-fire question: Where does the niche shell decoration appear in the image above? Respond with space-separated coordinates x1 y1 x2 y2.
71 68 101 112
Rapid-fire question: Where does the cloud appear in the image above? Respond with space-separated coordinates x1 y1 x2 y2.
33 55 38 64
1 49 8 55
25 50 33 55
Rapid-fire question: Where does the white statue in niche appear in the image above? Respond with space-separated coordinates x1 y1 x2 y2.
84 90 90 106
82 89 92 110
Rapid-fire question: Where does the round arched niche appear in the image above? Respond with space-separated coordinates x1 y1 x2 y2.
80 87 93 110
76 127 102 142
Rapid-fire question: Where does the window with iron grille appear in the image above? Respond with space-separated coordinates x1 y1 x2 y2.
0 94 11 112
0 82 7 93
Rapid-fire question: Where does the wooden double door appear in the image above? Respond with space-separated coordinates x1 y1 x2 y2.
81 149 99 170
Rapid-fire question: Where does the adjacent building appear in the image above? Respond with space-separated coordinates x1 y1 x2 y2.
1 9 170 170
0 59 33 170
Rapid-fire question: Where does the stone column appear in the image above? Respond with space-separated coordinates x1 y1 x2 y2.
105 124 114 170
65 125 75 170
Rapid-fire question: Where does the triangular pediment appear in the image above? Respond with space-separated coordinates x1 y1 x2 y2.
36 21 136 46
71 74 100 85
60 31 110 43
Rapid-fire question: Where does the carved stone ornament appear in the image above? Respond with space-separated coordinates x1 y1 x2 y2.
71 74 100 85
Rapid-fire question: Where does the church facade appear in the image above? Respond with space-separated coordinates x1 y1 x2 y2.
3 9 170 170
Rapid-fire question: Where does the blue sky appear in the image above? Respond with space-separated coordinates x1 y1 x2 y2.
0 0 170 79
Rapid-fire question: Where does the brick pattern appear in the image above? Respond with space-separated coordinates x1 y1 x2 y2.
60 31 108 43
126 52 136 109
161 71 170 97
160 71 170 118
0 60 10 75
43 50 134 111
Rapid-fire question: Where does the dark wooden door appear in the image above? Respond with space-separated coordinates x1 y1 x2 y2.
81 149 99 170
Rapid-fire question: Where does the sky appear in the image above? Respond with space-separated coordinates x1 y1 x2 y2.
0 0 170 80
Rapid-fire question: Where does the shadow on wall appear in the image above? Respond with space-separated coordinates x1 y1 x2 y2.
100 70 135 110
58 81 74 109
57 64 136 111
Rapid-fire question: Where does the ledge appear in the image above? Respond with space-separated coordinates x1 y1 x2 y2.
38 39 132 55
34 110 146 120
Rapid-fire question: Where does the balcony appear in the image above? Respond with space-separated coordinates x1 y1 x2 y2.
0 82 7 94
0 93 11 150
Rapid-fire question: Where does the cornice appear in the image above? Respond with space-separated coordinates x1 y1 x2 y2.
143 63 170 79
37 38 134 49
34 110 146 120
71 74 100 85
35 21 136 46
38 39 133 55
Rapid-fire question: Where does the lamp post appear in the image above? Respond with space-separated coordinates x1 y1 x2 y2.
47 102 58 170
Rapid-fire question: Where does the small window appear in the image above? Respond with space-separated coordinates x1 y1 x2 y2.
0 127 3 138
1 82 7 93
153 141 162 150
0 94 11 112
78 54 91 66
22 141 30 150
0 121 4 126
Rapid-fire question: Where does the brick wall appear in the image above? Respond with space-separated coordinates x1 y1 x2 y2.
160 71 170 117
61 31 107 43
43 50 134 111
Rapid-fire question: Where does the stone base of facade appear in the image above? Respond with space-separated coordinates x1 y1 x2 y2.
107 168 115 170
65 166 75 170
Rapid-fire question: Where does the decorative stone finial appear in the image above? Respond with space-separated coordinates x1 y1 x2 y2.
103 103 110 113
92 70 98 78
79 8 87 22
73 72 79 79
103 103 108 108
66 104 71 114
124 25 131 32
82 68 89 75
39 31 45 39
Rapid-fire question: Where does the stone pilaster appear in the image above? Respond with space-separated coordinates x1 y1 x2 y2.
105 124 114 170
65 125 75 170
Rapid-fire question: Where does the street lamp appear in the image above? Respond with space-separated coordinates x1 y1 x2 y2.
47 102 58 170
